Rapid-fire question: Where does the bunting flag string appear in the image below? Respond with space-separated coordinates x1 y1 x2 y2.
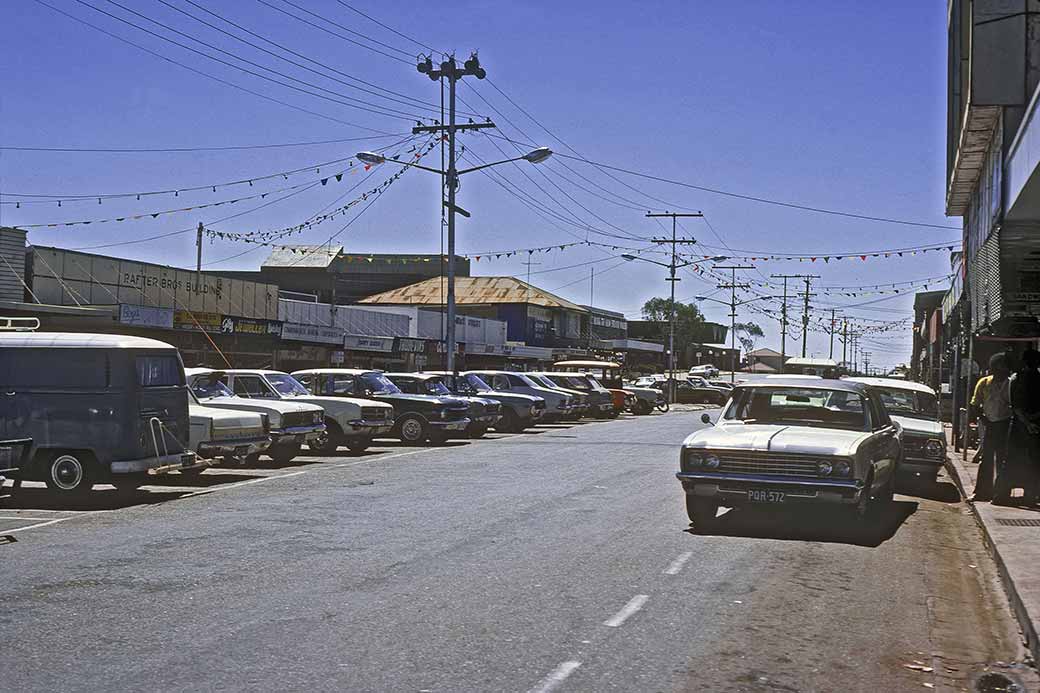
208 139 440 252
679 242 960 265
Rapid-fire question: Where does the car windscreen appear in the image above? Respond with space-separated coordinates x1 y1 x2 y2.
423 378 452 396
359 372 400 395
725 387 870 431
873 387 936 419
556 375 589 390
464 373 492 392
192 377 235 399
266 374 311 397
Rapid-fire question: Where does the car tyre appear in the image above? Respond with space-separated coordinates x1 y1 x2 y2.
467 424 489 439
346 437 371 453
242 453 261 466
494 409 522 433
269 443 302 464
397 415 429 445
686 495 718 528
43 451 95 495
309 424 343 455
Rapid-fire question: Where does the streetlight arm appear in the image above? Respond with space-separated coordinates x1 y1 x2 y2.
455 156 525 176
623 255 670 269
393 160 446 175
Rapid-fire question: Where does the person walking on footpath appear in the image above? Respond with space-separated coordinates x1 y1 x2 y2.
1000 349 1040 506
968 353 1011 502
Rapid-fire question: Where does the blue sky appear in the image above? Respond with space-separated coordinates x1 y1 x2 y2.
1 1 955 368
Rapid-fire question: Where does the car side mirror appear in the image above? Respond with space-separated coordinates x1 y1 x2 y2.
701 413 713 425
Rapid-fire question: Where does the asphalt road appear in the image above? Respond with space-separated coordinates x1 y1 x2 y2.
1 411 1036 692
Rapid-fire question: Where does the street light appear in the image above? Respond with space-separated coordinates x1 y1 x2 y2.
355 145 551 372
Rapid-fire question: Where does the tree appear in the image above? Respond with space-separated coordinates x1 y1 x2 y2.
733 321 764 358
640 297 706 366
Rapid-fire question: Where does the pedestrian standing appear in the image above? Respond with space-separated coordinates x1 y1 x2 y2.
968 353 1011 502
999 349 1040 505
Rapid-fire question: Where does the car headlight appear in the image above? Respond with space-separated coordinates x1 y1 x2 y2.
925 439 944 458
703 454 720 469
313 411 324 424
834 460 851 477
683 450 702 468
267 411 281 428
817 460 833 476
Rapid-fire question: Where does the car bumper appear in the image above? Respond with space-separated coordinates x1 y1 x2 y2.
429 419 471 431
271 424 326 445
198 435 271 458
346 419 394 436
111 452 207 475
902 456 944 474
676 471 865 505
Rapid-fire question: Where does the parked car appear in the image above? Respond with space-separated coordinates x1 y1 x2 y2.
524 373 589 420
187 391 270 466
848 377 944 479
216 369 393 454
467 370 574 422
689 364 720 378
0 332 208 495
386 372 501 439
186 368 325 464
622 381 667 414
677 378 900 528
424 371 545 433
552 360 637 416
650 378 728 405
708 380 735 391
540 371 617 418
292 369 470 445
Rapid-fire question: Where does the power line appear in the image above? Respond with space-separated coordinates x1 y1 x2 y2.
32 0 395 133
0 132 409 154
333 0 442 56
264 0 414 62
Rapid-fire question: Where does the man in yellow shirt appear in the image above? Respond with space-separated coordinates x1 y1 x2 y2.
970 353 1012 502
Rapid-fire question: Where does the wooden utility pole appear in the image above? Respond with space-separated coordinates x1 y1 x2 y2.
772 274 817 368
714 265 754 383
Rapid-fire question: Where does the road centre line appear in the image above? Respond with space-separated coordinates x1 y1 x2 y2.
528 661 582 693
603 594 649 628
663 551 693 575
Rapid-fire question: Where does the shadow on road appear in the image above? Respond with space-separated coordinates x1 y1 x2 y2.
0 486 191 511
146 471 266 488
687 500 919 548
896 473 961 503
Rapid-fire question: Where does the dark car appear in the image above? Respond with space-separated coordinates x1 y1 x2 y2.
652 378 728 406
386 372 501 439
426 371 545 433
292 368 470 445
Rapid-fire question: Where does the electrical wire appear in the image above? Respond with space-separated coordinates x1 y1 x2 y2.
333 0 443 56
0 132 410 154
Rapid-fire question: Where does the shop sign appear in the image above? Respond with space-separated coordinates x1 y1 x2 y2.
119 303 174 329
343 335 394 353
281 322 344 345
395 337 426 353
426 340 465 354
220 316 282 336
276 345 327 362
173 310 222 332
330 350 345 365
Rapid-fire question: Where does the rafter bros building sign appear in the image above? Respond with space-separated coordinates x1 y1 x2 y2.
31 247 280 330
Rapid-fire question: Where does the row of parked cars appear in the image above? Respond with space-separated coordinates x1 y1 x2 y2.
0 331 667 498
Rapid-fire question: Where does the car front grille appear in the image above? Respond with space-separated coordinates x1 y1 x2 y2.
283 411 321 428
361 406 389 420
212 426 260 441
446 406 470 421
715 451 823 477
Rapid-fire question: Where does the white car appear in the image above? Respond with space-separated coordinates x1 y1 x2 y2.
185 368 325 464
217 369 394 454
689 364 719 378
187 391 270 464
847 377 944 479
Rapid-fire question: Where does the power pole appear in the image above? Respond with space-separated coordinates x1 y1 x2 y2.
195 221 204 288
842 319 849 370
829 308 838 360
772 274 816 370
412 53 496 372
799 275 819 357
862 351 872 377
714 265 754 383
646 211 701 402
588 267 595 353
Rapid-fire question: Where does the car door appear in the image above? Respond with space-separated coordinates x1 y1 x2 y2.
865 393 899 487
230 374 277 400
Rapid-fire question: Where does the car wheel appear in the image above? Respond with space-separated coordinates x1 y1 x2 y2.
634 400 651 415
111 474 147 491
686 495 718 528
494 409 521 433
242 453 261 466
467 424 488 439
269 443 302 464
43 452 95 495
854 472 874 519
308 426 342 455
397 415 428 445
346 437 371 453
656 401 670 413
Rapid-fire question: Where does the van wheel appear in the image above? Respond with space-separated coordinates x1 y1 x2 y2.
44 452 95 495
397 415 428 445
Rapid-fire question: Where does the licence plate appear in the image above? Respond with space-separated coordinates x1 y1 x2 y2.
747 489 785 503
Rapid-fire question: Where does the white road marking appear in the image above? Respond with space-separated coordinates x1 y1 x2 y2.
2 517 72 534
529 661 581 693
663 551 693 575
181 470 307 498
603 594 649 627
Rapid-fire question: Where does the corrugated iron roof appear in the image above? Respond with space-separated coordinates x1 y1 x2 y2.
360 275 588 311
262 245 343 269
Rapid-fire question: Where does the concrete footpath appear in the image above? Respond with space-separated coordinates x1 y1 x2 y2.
944 425 1040 667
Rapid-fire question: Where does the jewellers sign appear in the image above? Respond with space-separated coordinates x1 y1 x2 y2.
281 322 344 345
